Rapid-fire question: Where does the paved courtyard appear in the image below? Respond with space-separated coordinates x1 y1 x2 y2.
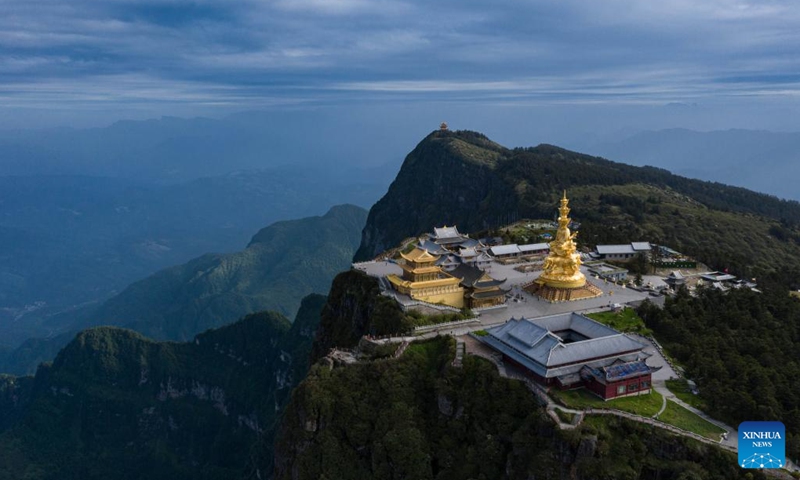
355 259 664 331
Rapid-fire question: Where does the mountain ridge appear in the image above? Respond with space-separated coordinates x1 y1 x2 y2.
0 204 367 375
586 128 800 201
354 130 800 282
0 294 327 479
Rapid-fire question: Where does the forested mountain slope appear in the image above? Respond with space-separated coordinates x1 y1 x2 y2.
0 294 326 480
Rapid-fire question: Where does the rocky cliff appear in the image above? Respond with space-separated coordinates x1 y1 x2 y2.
309 269 408 362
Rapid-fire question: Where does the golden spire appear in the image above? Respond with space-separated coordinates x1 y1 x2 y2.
536 191 586 289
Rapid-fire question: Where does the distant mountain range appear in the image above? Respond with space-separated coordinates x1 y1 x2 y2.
582 128 800 201
0 172 382 350
0 113 403 184
0 204 367 375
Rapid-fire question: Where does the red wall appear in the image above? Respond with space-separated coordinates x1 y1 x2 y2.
603 373 652 399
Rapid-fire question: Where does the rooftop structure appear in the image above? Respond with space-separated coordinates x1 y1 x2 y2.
418 239 449 256
425 225 480 250
595 242 651 260
386 246 464 308
588 263 628 282
665 270 685 286
490 244 521 257
479 236 504 247
700 271 737 282
489 243 549 258
479 313 653 398
519 243 550 255
450 263 508 308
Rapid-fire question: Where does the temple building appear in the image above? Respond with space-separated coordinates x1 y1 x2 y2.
431 226 469 247
593 242 652 261
425 225 484 251
479 313 655 399
528 192 602 301
450 263 508 308
387 247 465 308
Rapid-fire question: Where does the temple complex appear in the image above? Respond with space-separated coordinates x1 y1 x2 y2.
450 264 508 308
387 247 465 308
528 192 602 302
481 313 654 398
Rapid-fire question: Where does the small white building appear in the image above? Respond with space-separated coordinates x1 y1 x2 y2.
490 244 522 258
519 243 550 256
588 263 628 282
595 242 651 260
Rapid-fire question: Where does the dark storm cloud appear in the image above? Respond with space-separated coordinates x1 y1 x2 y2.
1 0 800 112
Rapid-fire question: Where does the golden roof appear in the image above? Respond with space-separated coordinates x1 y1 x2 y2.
387 274 462 289
400 247 439 263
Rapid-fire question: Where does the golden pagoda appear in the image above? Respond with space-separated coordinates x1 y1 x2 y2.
528 191 602 302
387 247 465 308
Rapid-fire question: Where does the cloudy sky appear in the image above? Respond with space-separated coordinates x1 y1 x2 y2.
2 0 800 138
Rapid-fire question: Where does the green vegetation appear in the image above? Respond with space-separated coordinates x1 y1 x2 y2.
472 329 488 336
666 379 709 411
310 270 411 360
552 387 663 417
639 287 800 463
355 130 800 284
555 408 576 424
277 337 762 480
1 205 366 375
577 416 758 480
501 219 556 244
0 295 326 480
405 309 475 327
312 271 474 359
90 204 367 341
658 401 727 441
587 307 653 335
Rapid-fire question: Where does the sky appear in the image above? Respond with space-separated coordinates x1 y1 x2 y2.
2 0 800 139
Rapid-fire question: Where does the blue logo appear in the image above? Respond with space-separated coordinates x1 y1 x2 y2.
738 421 785 469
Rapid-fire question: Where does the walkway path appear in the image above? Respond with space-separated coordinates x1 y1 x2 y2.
653 380 738 449
354 333 799 475
462 336 729 445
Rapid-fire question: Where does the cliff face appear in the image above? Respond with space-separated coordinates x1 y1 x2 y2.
309 270 408 362
354 131 515 261
0 294 325 480
275 337 759 480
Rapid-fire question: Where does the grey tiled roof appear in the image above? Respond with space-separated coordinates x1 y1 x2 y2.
490 244 520 256
418 239 449 255
519 243 550 252
483 313 647 378
433 226 461 239
596 244 636 255
460 238 482 249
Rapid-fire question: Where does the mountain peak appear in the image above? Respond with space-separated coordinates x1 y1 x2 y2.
355 129 800 265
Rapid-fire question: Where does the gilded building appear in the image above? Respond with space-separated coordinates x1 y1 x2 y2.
387 247 465 308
